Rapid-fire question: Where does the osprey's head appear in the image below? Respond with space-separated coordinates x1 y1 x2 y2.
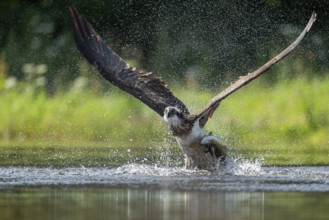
163 106 198 137
163 106 184 127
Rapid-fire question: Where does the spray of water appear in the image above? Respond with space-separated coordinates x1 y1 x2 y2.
216 155 264 175
112 152 264 177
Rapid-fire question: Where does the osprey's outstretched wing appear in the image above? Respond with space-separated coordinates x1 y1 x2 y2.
68 7 189 117
195 12 316 128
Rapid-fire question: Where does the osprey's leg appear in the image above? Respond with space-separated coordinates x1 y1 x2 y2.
200 133 228 161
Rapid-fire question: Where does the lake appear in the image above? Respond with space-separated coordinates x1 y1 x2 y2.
1 161 329 220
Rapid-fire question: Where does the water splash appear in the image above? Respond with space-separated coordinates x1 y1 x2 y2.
115 164 208 176
1 164 329 191
1 148 328 192
216 155 264 175
111 146 264 176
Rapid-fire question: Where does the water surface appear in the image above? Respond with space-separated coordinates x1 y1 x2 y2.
1 187 329 220
1 161 329 191
1 162 329 220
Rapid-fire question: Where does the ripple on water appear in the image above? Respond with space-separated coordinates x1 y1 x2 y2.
0 157 328 192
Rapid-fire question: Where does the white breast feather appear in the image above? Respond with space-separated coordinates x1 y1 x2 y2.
177 119 204 146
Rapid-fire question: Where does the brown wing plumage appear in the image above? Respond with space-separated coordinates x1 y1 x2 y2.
195 12 316 128
68 7 189 117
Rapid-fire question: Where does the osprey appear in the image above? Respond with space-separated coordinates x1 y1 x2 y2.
68 7 316 171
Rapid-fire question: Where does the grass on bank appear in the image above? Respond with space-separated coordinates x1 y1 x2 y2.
0 76 328 166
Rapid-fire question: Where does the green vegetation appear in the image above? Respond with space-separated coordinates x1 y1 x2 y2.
0 75 328 167
0 0 328 167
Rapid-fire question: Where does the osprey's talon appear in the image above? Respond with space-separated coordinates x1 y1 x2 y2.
204 145 212 154
204 145 216 156
200 134 228 160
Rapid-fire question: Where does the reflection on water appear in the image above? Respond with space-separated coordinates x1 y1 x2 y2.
1 164 329 220
1 187 328 220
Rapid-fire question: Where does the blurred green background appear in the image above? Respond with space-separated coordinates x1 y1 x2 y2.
0 0 328 166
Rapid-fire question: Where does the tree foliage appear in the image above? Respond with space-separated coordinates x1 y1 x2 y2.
0 0 328 91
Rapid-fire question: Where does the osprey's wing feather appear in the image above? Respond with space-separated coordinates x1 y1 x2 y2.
68 7 189 117
195 12 317 128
